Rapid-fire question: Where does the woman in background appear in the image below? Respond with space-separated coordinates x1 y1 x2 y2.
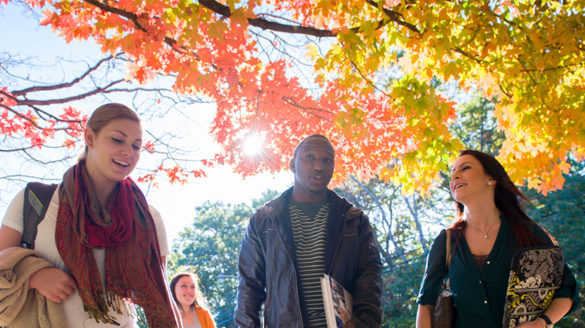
170 272 216 328
416 150 578 328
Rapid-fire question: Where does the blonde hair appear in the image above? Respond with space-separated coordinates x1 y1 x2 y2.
81 103 141 158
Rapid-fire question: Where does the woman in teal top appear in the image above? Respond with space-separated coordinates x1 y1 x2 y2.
416 150 578 328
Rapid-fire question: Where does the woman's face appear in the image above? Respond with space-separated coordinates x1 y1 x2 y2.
450 154 494 205
174 276 197 308
85 118 142 188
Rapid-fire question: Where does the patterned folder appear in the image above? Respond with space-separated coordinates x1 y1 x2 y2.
503 246 564 328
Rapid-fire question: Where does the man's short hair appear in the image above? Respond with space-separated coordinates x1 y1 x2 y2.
292 134 333 160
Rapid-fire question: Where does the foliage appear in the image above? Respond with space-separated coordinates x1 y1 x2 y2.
167 190 278 327
449 93 505 156
523 160 585 327
2 0 584 195
0 51 209 190
336 177 451 327
381 257 426 328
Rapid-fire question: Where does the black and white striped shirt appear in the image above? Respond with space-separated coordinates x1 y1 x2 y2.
289 200 329 328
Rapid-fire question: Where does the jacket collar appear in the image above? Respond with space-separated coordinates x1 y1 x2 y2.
263 187 355 221
261 187 360 268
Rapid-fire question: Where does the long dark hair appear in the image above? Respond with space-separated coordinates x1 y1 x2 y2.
451 150 546 248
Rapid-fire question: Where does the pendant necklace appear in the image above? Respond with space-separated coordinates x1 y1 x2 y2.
468 219 499 240
481 221 499 239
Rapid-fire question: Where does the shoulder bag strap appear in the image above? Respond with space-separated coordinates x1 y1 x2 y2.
445 229 452 268
21 182 58 249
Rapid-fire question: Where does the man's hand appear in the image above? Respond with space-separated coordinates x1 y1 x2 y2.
29 267 77 303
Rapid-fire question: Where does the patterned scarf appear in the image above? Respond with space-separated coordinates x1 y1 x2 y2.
55 160 179 327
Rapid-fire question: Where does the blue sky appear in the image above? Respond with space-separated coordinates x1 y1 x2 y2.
0 2 291 241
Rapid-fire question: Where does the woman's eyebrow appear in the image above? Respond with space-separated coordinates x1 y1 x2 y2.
451 161 472 173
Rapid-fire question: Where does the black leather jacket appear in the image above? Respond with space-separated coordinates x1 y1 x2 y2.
234 188 383 328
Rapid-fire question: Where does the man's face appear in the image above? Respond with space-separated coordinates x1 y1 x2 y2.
291 136 335 202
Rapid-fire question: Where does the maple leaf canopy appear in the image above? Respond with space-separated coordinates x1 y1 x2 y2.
1 0 584 195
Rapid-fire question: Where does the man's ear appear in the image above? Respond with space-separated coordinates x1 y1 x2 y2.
290 158 295 173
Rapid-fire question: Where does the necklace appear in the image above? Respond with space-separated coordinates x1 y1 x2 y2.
467 219 500 240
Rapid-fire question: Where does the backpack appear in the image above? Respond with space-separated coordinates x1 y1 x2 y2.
21 182 58 249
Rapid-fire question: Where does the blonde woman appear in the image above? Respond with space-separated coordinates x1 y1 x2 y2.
0 103 179 327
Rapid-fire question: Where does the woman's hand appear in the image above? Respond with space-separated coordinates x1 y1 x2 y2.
29 267 77 303
516 318 546 328
517 298 573 328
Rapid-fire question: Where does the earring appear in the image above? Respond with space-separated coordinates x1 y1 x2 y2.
488 181 492 186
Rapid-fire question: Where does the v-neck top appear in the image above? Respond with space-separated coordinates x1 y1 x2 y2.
417 215 578 328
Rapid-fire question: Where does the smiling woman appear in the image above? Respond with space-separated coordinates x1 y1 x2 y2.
170 272 216 328
416 150 579 328
0 103 180 328
83 104 143 204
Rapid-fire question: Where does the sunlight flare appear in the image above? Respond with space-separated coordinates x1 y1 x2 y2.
243 133 265 157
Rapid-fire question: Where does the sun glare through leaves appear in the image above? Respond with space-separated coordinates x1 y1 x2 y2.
243 133 265 157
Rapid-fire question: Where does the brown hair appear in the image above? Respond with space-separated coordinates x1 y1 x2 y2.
82 103 140 156
451 150 548 248
169 272 209 310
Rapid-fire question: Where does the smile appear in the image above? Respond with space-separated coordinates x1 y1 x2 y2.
113 159 129 167
453 183 466 190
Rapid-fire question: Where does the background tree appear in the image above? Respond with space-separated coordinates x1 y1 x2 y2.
523 160 585 328
2 0 583 195
336 178 450 327
450 94 506 156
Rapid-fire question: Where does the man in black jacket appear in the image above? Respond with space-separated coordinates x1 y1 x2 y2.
235 134 383 328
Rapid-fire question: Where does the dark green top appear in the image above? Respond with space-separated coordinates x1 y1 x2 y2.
417 215 579 328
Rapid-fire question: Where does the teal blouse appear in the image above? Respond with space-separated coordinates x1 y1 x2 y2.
417 216 578 328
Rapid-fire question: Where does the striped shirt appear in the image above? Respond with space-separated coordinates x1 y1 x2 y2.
289 200 329 328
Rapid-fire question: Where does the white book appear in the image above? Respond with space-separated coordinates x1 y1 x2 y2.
321 274 353 328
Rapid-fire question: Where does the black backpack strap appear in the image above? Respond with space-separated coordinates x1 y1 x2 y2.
21 182 58 249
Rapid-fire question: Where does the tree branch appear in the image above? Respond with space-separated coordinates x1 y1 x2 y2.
281 96 332 122
16 79 126 106
199 0 336 37
82 0 193 54
349 59 392 98
12 54 118 95
83 0 421 40
402 194 427 253
364 0 420 34
350 175 408 263
84 0 147 32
